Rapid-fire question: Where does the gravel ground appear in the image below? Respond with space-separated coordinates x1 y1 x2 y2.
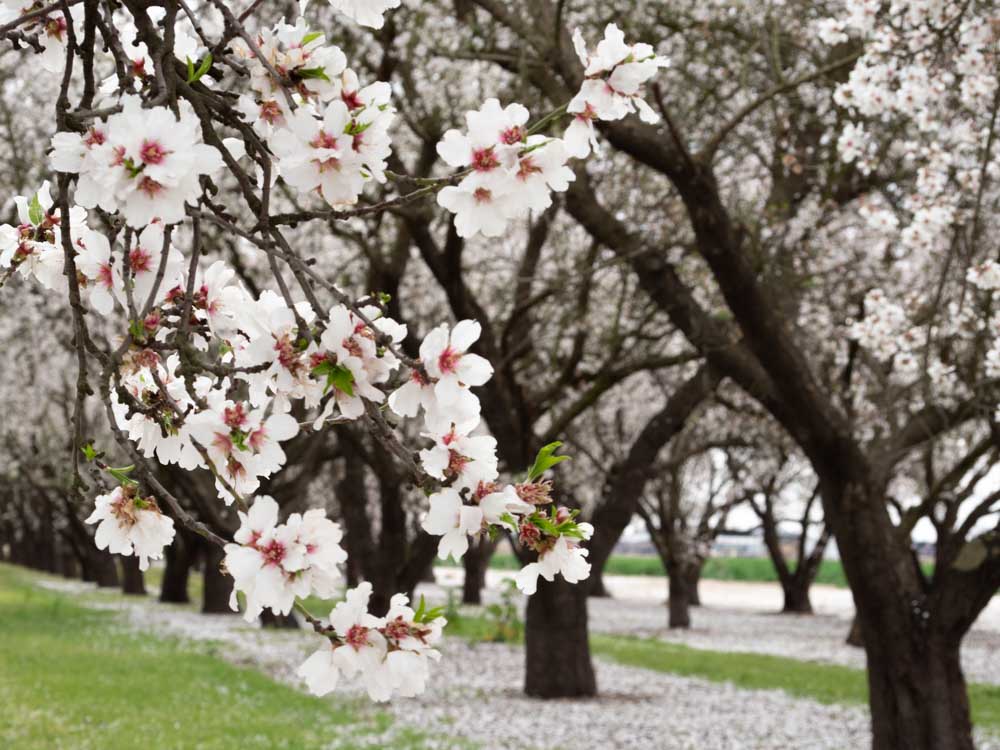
35 576 1000 750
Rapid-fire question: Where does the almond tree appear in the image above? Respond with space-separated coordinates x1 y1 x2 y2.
452 1 1000 746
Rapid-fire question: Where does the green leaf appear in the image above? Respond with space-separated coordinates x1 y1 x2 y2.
422 605 445 622
128 319 146 340
531 516 559 536
413 595 444 624
80 443 97 462
108 465 138 486
312 360 355 396
413 594 426 622
526 441 570 482
297 66 330 82
187 53 213 83
300 31 324 45
28 192 44 225
230 429 249 452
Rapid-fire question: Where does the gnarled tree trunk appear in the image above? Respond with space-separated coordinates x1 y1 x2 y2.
524 577 596 698
865 628 972 749
828 479 979 750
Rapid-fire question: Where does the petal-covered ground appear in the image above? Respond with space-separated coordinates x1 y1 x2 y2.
32 569 1000 750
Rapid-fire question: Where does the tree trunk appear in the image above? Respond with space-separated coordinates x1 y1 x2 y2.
260 609 300 628
58 548 79 579
668 568 692 629
846 615 864 647
864 630 973 750
586 562 611 596
685 564 701 606
461 538 491 605
93 552 120 588
781 577 813 614
160 535 193 604
202 544 235 615
120 556 146 595
825 479 976 750
524 577 596 698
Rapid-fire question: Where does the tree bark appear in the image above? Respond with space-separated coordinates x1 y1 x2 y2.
667 566 692 629
120 555 147 596
781 579 813 614
686 564 701 606
260 609 300 628
846 615 864 647
864 631 973 750
827 480 979 750
202 543 235 615
524 577 596 698
461 537 492 605
93 552 120 588
160 534 193 604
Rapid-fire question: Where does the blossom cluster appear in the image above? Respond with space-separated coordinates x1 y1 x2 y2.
224 496 347 621
435 24 668 238
566 23 670 157
297 582 446 702
821 1 998 257
404 321 594 594
51 96 224 227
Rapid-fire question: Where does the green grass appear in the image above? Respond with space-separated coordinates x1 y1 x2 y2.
0 564 429 750
445 610 1000 732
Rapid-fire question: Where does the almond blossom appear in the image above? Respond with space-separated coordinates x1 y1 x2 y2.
187 398 299 501
419 320 493 408
297 583 445 702
75 229 116 315
0 182 84 291
0 0 599 711
421 487 485 561
566 24 670 157
85 486 176 571
224 498 308 622
419 415 499 492
435 99 576 238
514 526 594 596
0 1 82 73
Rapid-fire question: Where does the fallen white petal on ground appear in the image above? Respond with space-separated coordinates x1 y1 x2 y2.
35 575 1000 750
433 569 1000 687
